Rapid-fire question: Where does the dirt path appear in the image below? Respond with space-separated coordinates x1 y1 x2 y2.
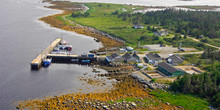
188 36 220 50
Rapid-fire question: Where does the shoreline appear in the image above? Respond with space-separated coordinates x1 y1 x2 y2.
40 0 124 51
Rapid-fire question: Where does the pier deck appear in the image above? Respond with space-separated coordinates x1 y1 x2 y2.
30 38 62 70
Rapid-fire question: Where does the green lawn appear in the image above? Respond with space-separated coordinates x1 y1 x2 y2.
150 90 210 110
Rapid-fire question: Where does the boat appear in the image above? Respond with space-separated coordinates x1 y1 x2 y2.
71 59 79 62
81 60 90 63
60 40 67 45
42 58 52 68
53 47 59 52
64 45 72 51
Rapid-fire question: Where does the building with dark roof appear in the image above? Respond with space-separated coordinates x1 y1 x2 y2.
158 62 184 76
133 53 141 63
145 53 162 65
122 53 137 63
106 53 124 63
166 55 183 65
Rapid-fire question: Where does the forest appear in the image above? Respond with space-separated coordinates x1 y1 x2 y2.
130 8 220 39
171 50 220 109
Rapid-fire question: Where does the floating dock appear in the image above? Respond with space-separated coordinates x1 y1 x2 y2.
30 38 62 70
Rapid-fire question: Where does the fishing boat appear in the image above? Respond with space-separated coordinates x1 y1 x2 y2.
64 45 72 51
42 58 52 68
53 47 59 52
60 40 67 45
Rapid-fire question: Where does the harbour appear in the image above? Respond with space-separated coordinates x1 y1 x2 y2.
31 38 98 70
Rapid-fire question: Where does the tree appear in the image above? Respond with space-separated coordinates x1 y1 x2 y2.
158 40 165 44
112 10 119 15
83 12 90 17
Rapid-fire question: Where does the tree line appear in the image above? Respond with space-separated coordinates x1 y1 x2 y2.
116 8 220 39
171 50 220 109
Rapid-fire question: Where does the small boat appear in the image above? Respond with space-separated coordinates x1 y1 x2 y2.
51 51 59 54
81 60 90 63
60 40 67 45
64 45 72 51
71 59 79 62
42 58 52 68
53 47 59 52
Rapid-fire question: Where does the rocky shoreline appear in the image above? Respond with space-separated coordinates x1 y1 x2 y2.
131 73 170 90
40 0 124 51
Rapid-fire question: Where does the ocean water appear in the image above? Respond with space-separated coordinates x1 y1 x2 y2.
0 0 111 109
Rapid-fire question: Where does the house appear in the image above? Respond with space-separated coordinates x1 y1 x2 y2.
158 62 184 76
133 52 141 63
106 53 124 63
166 55 183 65
133 24 143 29
154 30 168 36
119 48 127 53
126 46 133 51
122 53 138 63
145 53 162 65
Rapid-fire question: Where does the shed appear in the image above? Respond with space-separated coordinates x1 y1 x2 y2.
122 53 137 63
106 53 124 63
145 53 162 65
158 62 184 76
166 55 183 65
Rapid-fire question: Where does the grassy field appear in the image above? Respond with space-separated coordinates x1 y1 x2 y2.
65 3 171 46
150 90 210 110
63 3 217 50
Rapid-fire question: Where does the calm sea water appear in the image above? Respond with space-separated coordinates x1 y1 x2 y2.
0 0 109 109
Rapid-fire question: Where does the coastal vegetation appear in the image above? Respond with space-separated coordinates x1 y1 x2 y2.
173 50 220 109
133 9 220 46
65 3 218 49
16 76 211 109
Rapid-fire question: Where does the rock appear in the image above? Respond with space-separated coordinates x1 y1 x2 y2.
96 106 100 109
166 102 170 105
103 105 109 110
131 102 137 108
122 101 126 104
125 104 129 108
16 106 20 109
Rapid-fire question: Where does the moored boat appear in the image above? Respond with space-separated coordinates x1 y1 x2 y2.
64 45 72 51
81 60 90 63
42 58 52 68
60 40 67 45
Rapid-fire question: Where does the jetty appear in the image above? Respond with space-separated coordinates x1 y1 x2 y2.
30 38 62 70
31 38 98 70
